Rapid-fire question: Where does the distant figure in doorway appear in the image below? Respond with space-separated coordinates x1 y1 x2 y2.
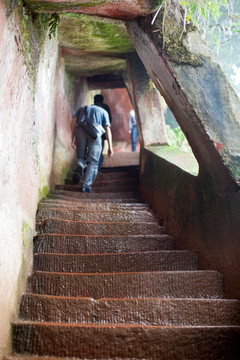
129 109 138 152
71 98 113 193
93 94 112 170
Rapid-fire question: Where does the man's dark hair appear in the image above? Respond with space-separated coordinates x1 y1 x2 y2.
94 94 104 104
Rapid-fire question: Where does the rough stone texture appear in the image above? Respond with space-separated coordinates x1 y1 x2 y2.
101 88 132 143
38 200 148 210
125 3 240 192
126 53 168 147
0 2 35 355
33 234 175 254
47 193 142 203
12 323 240 359
27 270 223 298
52 51 75 184
19 295 240 325
36 217 165 235
33 251 198 273
58 15 133 76
36 208 156 222
11 167 240 359
25 0 162 19
0 2 75 357
140 148 240 299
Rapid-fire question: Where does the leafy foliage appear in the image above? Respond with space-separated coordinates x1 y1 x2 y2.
180 0 240 47
47 13 60 39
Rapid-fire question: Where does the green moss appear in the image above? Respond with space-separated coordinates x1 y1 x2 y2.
38 179 49 201
143 10 202 66
39 185 49 199
147 145 199 176
22 221 29 246
15 1 50 85
58 14 134 54
91 22 133 53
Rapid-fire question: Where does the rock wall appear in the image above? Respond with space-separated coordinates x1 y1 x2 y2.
140 148 240 299
0 2 74 357
101 88 132 143
126 1 240 192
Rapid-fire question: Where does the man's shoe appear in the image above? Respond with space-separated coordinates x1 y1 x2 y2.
81 186 93 193
72 167 83 185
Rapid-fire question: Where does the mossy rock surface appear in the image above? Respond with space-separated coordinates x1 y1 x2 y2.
147 145 199 176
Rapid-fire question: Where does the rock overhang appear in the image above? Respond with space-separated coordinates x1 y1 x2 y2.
58 14 134 77
24 0 163 20
24 0 162 81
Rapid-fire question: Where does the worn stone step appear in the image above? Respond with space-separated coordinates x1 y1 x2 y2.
60 176 139 187
65 185 139 193
36 208 157 223
4 356 141 360
36 218 165 236
33 234 175 254
12 322 240 359
98 169 139 179
47 193 142 203
95 177 139 187
38 200 149 211
51 190 140 199
57 183 139 193
27 271 223 299
20 294 240 326
33 251 198 273
65 173 139 184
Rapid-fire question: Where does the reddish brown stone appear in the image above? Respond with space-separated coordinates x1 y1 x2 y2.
20 295 240 326
25 0 161 19
12 322 240 359
36 208 156 223
36 217 165 236
33 234 175 254
27 271 223 299
33 250 197 273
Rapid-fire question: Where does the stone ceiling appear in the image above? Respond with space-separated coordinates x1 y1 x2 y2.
58 14 134 77
25 0 162 86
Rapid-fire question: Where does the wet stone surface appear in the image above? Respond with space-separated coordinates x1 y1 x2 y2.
36 218 165 236
33 234 175 254
12 166 240 359
36 208 157 223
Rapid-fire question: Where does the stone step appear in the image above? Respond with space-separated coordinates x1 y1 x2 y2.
94 177 139 187
36 218 165 236
33 251 198 273
62 185 139 193
27 271 223 299
33 234 175 254
95 168 139 180
60 176 139 187
38 200 149 210
19 294 240 326
12 322 240 359
36 208 157 223
47 194 142 203
57 181 139 192
51 190 140 200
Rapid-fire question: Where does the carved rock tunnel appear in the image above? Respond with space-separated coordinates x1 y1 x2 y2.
1 0 240 359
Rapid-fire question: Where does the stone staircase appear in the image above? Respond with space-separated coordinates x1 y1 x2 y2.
10 166 240 359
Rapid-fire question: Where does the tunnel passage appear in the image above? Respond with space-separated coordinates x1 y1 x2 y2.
1 1 240 359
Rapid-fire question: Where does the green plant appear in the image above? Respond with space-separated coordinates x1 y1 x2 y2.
46 13 60 39
152 1 240 48
179 0 240 47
